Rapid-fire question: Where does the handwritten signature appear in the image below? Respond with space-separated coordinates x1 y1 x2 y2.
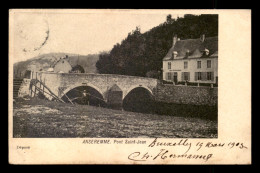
128 149 213 162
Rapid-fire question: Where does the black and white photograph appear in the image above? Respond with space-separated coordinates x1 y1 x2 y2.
12 11 218 138
9 9 251 164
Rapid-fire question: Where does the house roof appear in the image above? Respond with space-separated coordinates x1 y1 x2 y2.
163 36 218 61
52 57 71 68
210 50 218 58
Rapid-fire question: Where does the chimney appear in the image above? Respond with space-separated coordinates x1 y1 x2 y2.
204 48 209 55
172 51 178 59
200 34 205 42
186 50 190 57
173 35 178 47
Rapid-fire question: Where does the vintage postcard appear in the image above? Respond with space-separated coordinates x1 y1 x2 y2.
8 9 251 164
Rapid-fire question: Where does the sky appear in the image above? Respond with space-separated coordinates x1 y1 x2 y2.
11 10 184 63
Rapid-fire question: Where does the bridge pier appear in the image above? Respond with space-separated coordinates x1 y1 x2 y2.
107 84 123 110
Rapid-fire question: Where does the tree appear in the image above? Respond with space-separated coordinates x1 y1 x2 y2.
166 14 173 24
146 70 160 79
96 14 218 77
71 65 85 73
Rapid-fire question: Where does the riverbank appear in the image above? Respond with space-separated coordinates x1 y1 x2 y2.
13 98 217 138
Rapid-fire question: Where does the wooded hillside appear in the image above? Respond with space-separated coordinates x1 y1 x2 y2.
13 53 99 78
96 14 218 78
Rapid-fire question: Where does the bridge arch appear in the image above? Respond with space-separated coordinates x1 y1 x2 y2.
61 82 105 99
123 85 154 100
122 85 155 113
60 83 106 106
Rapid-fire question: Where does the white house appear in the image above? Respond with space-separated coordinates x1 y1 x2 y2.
53 57 72 73
162 35 218 84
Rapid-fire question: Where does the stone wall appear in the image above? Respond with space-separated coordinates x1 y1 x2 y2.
31 72 62 99
18 79 31 98
155 84 217 106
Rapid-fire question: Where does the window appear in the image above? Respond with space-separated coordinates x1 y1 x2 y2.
197 61 201 69
184 72 189 81
182 72 190 81
207 72 214 81
198 72 202 80
168 62 171 69
195 72 204 81
167 72 171 80
207 60 211 68
184 61 188 69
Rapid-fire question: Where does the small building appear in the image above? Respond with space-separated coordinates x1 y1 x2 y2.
53 58 72 73
162 34 218 84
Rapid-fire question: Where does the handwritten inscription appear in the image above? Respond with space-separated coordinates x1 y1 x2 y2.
81 138 248 163
128 149 213 162
148 138 192 154
127 138 248 162
196 141 247 151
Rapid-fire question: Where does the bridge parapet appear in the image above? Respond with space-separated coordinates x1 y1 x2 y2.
31 71 159 102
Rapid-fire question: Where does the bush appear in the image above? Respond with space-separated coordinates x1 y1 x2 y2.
146 70 160 79
178 81 218 87
162 80 174 84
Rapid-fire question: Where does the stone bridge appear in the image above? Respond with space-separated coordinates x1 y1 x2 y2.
19 71 217 107
30 71 159 105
